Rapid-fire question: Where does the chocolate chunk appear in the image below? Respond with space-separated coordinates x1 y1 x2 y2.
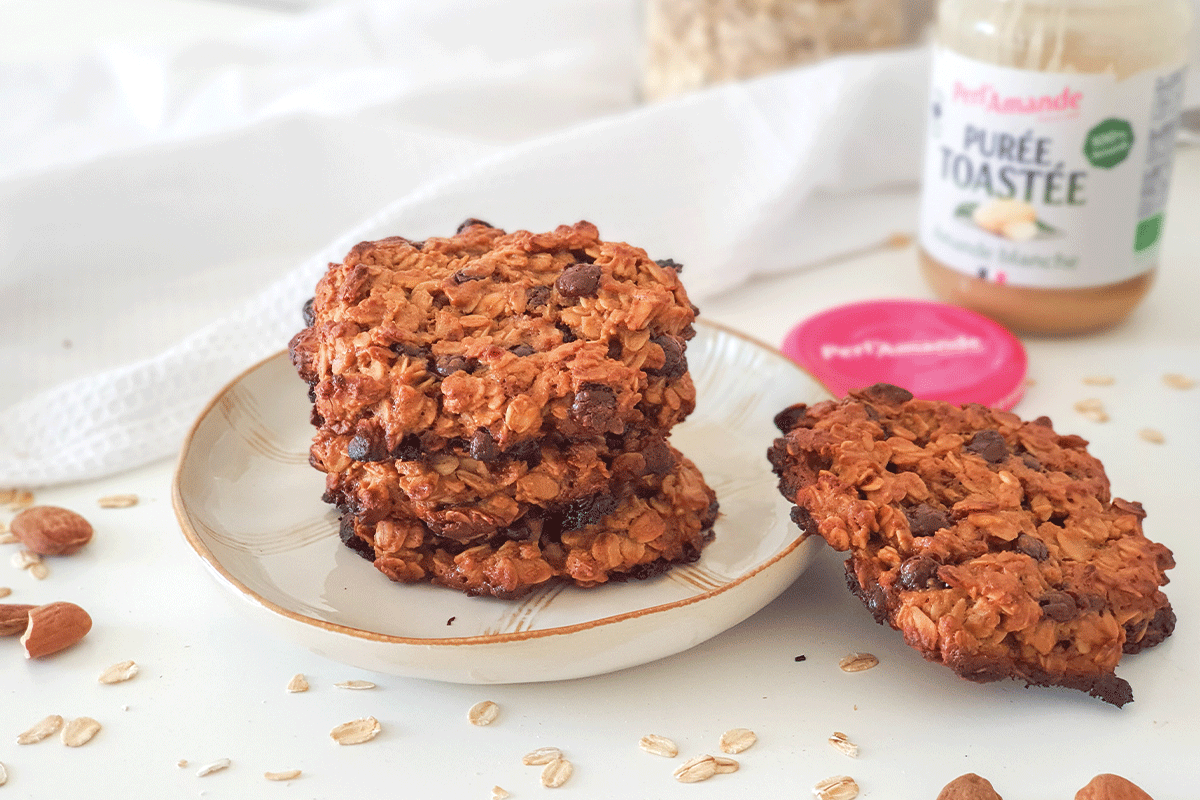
903 504 953 537
1038 591 1078 622
452 269 487 284
390 433 423 461
525 285 550 309
456 218 493 233
469 428 499 463
641 440 675 476
309 405 324 427
700 498 720 529
561 493 620 531
898 556 941 590
1033 415 1053 427
433 354 470 377
510 344 535 357
1014 533 1049 561
556 322 578 343
390 342 430 358
649 335 686 379
965 430 1009 463
606 338 623 360
302 297 315 327
504 438 541 466
1021 453 1043 471
555 263 602 298
569 385 616 430
655 257 683 273
570 248 596 264
773 404 810 433
854 383 914 405
348 433 389 462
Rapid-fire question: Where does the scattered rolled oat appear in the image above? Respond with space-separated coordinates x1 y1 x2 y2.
838 653 879 673
491 786 511 800
61 717 102 747
639 733 679 758
329 716 381 745
97 494 139 509
673 754 718 784
1082 376 1116 386
0 532 17 545
98 660 139 684
0 587 10 598
286 673 309 693
540 757 573 788
177 760 189 768
521 746 563 766
1163 373 1195 390
886 232 913 249
0 760 6 786
10 550 41 570
813 775 860 800
713 756 739 774
0 490 34 511
1074 398 1110 422
1138 428 1165 445
196 758 232 777
719 727 757 754
28 562 48 580
828 731 858 758
334 680 376 690
264 769 302 782
17 714 64 744
467 700 500 726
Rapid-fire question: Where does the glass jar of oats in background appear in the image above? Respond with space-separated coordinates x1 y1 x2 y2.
642 0 936 100
917 0 1193 334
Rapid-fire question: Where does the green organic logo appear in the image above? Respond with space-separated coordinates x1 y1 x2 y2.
1084 118 1134 169
1135 213 1164 252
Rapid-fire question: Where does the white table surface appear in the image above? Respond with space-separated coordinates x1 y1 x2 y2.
2 3 1199 799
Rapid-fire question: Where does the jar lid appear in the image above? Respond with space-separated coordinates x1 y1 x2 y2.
781 299 1027 410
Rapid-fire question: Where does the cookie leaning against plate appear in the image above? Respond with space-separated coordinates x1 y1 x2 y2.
767 383 1175 706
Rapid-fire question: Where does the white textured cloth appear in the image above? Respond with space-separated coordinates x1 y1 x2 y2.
1 0 1194 487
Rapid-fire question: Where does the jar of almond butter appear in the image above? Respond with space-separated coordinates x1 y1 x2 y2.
917 0 1193 334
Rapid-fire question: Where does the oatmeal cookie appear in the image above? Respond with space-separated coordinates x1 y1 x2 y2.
289 220 698 461
316 432 680 537
339 447 719 598
767 383 1174 706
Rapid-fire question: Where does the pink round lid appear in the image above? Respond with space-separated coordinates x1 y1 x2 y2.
781 299 1027 410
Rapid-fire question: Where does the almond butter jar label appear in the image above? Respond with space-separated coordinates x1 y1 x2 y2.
918 47 1187 289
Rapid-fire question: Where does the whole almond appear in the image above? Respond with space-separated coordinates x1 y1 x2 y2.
20 602 93 658
1075 774 1154 800
0 604 35 636
937 773 1003 800
10 507 93 556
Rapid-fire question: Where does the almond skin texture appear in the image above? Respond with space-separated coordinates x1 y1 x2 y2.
1075 774 1154 800
20 602 93 658
937 773 1003 800
10 506 93 556
0 604 35 636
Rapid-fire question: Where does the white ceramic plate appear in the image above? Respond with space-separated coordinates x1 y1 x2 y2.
173 320 832 683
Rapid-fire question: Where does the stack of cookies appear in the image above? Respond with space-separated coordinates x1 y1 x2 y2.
289 220 718 598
